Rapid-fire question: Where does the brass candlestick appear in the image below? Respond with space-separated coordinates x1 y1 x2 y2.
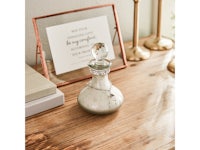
144 0 174 50
125 0 150 61
167 56 175 73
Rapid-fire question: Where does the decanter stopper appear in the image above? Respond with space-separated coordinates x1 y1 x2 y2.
88 43 111 75
77 43 124 114
91 43 108 61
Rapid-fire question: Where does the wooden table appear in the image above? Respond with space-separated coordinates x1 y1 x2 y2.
26 39 175 150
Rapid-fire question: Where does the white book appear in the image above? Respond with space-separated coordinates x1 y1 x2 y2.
25 64 57 102
25 89 64 117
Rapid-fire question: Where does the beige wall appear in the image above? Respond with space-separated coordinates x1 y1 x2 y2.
25 0 174 65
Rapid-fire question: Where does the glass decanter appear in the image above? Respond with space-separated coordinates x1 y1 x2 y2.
77 43 124 114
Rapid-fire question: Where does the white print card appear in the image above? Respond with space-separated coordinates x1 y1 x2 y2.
46 16 115 75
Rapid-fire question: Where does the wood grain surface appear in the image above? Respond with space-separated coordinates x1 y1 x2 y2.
26 37 175 150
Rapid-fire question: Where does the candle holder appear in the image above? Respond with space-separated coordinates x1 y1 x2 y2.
125 0 150 61
167 56 175 73
144 0 174 51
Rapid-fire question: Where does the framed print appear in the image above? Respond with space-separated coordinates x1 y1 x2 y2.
46 16 115 75
32 4 127 87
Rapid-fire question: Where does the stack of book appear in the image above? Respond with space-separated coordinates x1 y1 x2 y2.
25 64 64 117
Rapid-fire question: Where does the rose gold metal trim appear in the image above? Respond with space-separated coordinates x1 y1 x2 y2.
56 65 126 87
32 18 49 80
33 4 117 20
112 4 127 67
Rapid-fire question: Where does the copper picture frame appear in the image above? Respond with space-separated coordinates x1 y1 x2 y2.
32 3 127 87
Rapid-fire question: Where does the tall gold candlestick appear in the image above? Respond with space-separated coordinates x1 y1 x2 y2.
125 0 150 61
144 0 174 50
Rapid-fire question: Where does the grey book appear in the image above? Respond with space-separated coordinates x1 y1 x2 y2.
25 89 64 117
25 64 56 102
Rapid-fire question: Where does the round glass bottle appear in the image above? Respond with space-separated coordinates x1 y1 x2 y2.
77 43 124 114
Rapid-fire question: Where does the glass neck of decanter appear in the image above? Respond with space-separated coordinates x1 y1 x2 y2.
89 74 111 91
